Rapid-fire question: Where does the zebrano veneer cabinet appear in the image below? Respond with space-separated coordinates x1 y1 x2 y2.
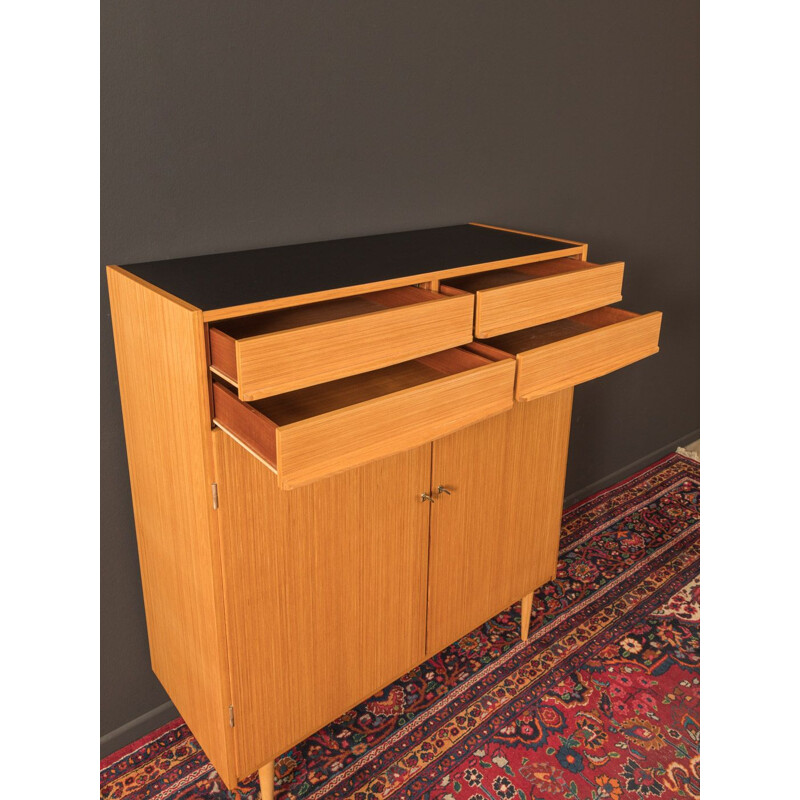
107 223 662 796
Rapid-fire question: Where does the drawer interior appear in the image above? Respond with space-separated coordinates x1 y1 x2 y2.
212 286 446 340
208 286 468 384
212 347 498 469
479 306 640 355
441 258 599 294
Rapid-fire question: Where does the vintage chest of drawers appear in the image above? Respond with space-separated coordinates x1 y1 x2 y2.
107 223 662 795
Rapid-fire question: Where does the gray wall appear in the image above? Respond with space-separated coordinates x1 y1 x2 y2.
101 1 698 751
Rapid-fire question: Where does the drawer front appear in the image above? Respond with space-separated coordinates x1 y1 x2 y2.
513 310 662 401
278 360 515 488
213 353 516 489
471 260 624 338
211 290 474 401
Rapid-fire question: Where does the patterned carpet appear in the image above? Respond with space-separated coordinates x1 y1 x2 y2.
101 452 700 800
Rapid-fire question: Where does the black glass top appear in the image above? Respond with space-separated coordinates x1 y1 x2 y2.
120 224 577 312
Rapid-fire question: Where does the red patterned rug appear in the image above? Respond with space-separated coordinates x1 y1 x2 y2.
101 452 699 800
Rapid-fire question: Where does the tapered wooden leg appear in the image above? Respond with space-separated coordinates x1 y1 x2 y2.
259 761 274 800
520 592 534 641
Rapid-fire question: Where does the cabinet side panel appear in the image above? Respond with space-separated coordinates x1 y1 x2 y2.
107 268 235 786
213 429 430 776
426 390 573 655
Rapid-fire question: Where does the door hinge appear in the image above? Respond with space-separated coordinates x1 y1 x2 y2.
211 483 219 510
229 704 235 727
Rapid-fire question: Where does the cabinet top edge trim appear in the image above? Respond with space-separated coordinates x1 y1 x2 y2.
203 250 586 322
106 265 201 312
107 224 586 321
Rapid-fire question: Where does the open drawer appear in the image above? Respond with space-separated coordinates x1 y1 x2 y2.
441 258 624 338
472 306 662 401
212 348 516 489
209 286 474 401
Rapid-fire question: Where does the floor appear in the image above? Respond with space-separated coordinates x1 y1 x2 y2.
677 438 700 460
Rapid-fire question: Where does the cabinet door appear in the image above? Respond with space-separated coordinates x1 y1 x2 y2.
212 430 431 778
426 389 573 656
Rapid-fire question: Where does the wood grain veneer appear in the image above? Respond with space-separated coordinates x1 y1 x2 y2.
209 287 473 400
213 350 516 489
443 258 624 338
425 391 573 655
258 763 274 800
486 306 663 401
521 592 534 641
106 267 236 787
213 382 278 466
212 429 431 775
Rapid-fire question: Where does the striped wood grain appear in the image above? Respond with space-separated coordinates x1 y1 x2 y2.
445 259 624 338
214 352 516 489
210 287 474 400
106 267 236 787
487 307 662 401
212 429 431 775
426 391 573 655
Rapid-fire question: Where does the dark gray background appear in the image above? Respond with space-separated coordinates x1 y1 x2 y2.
101 1 698 753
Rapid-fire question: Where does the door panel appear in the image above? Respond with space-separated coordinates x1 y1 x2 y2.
426 389 573 655
212 429 431 778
